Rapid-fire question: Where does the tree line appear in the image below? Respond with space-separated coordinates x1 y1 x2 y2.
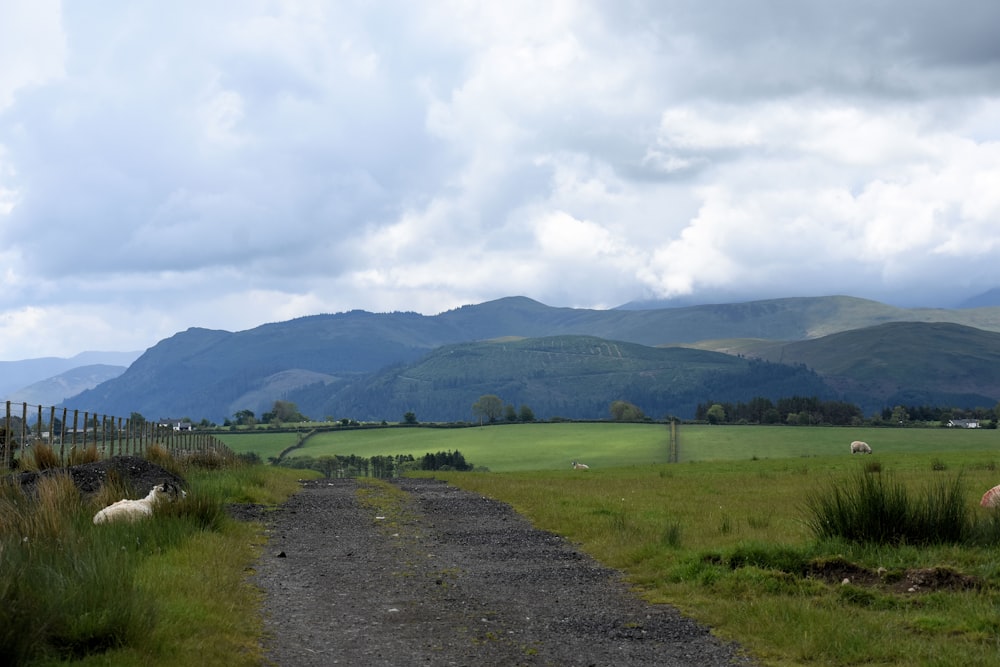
695 396 1000 426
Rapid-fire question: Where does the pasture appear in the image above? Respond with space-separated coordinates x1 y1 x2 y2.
219 421 1000 472
226 422 674 471
215 430 303 461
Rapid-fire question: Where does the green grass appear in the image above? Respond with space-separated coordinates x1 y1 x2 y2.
214 431 305 461
220 421 1000 472
280 422 673 471
677 424 1000 462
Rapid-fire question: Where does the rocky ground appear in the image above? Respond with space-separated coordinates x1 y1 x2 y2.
251 477 759 667
13 455 187 497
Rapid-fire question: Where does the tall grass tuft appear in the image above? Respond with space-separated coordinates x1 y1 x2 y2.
806 469 974 545
0 475 156 663
145 442 183 477
68 444 99 466
22 441 62 471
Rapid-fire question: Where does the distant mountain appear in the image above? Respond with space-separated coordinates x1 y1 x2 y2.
957 288 1000 309
0 351 141 400
8 364 127 406
63 296 1000 423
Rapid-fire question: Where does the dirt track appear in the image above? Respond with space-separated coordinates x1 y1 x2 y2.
252 477 758 666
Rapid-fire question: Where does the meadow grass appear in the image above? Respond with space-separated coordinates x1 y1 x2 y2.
426 449 1000 667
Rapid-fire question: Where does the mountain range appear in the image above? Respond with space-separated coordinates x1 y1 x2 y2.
33 294 998 424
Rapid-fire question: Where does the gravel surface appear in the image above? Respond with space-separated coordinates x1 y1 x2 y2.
253 477 759 667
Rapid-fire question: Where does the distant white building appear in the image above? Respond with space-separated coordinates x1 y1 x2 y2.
158 418 193 431
947 419 980 428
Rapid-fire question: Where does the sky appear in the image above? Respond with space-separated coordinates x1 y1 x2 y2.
2 1 1000 360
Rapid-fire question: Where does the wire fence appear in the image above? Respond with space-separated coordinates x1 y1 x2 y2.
1 400 232 471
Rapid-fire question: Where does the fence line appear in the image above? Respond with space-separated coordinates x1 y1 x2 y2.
1 401 232 471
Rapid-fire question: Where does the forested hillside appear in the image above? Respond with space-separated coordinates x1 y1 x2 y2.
301 335 833 422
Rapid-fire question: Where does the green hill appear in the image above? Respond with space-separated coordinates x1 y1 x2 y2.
706 322 1000 410
314 335 832 422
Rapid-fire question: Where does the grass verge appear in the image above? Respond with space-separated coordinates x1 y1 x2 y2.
2 459 312 666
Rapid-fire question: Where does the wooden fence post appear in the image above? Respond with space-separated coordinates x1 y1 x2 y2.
2 401 10 470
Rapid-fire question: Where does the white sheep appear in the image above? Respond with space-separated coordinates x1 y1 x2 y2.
93 481 182 524
571 461 590 470
980 484 1000 508
850 440 872 454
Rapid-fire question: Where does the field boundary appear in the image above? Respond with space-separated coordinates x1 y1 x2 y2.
1 400 232 470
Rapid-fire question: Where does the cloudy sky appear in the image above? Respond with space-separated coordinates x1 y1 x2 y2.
2 1 999 360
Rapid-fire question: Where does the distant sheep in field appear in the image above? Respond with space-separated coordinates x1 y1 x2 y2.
93 481 183 524
980 485 1000 508
572 461 590 470
850 441 872 454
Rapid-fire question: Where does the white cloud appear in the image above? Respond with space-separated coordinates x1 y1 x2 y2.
1 0 1000 358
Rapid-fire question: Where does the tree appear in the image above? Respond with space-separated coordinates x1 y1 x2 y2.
705 403 726 424
610 400 645 421
402 411 418 425
472 395 504 423
265 400 307 424
504 404 517 422
518 404 536 422
233 409 256 427
129 412 147 428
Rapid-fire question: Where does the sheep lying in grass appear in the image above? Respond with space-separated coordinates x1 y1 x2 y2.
980 484 1000 508
850 440 872 454
571 461 590 470
93 481 182 524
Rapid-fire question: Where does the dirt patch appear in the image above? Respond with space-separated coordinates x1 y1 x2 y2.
808 557 982 594
251 477 759 666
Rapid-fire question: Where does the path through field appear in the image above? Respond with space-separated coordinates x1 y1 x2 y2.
253 478 758 666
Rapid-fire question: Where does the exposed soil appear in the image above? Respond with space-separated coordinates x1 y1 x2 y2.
250 477 760 666
807 557 982 594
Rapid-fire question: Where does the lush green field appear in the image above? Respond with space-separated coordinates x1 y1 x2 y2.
280 423 673 472
218 422 1000 471
215 430 305 461
677 424 1000 462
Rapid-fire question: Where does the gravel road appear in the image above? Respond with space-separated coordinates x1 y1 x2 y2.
252 477 759 667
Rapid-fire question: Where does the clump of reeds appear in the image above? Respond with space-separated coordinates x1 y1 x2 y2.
805 469 973 545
